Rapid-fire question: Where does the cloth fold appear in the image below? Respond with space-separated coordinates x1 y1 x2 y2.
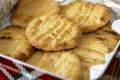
0 0 18 29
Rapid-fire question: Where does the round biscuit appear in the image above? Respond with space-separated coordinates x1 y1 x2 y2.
25 15 82 51
62 1 111 33
26 50 82 80
0 26 34 61
11 0 61 28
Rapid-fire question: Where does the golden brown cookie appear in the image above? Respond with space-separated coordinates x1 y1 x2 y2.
101 38 118 52
25 15 82 51
72 48 104 79
26 50 81 80
79 37 108 54
72 37 107 80
83 22 120 52
11 0 61 28
61 1 111 33
72 36 107 64
84 31 120 40
0 26 34 61
98 22 114 32
73 47 105 64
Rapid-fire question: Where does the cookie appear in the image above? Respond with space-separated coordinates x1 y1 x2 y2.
72 46 105 79
26 50 81 80
83 22 120 52
71 37 108 79
100 38 118 52
98 22 114 33
25 15 82 51
79 37 108 54
0 26 34 61
62 1 111 33
11 0 61 28
71 36 107 64
73 47 105 64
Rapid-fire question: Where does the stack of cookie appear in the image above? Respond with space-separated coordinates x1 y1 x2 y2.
25 15 82 80
83 22 120 52
80 22 120 80
72 37 108 80
0 0 120 80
